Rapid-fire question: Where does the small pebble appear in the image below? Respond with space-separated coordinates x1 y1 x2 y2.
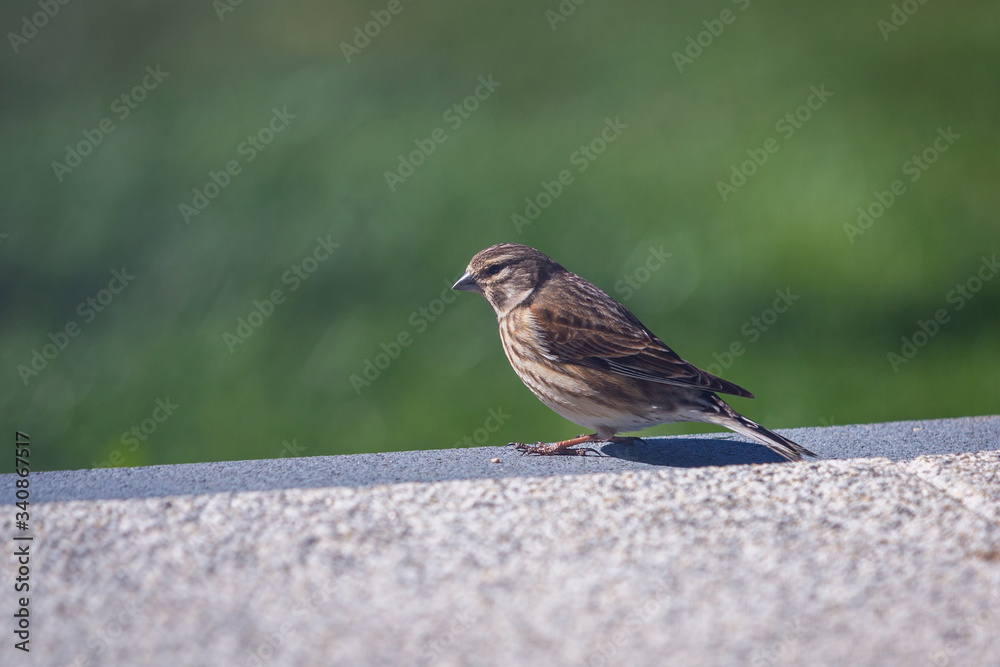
490 457 500 463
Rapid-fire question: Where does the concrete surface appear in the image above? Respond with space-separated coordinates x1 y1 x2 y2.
11 414 1000 504
2 416 999 666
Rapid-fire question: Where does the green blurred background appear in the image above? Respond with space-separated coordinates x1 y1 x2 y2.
2 0 997 472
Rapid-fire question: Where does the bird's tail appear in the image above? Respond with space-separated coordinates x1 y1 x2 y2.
700 395 817 462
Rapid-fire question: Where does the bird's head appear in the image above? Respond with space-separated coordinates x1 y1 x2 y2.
452 243 564 317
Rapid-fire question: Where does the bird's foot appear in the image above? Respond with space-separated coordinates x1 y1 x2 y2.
509 442 602 456
507 433 607 456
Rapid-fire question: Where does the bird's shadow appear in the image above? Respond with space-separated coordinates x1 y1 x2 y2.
598 436 789 468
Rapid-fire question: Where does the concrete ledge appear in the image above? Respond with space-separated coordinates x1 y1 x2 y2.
9 414 1000 504
3 416 1000 666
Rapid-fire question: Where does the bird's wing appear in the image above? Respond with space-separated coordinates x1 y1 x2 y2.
527 284 754 398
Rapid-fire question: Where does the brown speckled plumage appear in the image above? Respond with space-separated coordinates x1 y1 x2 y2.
453 243 815 461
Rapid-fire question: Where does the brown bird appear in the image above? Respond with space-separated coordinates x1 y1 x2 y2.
452 243 816 461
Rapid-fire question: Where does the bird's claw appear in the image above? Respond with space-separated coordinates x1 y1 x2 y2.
570 447 602 457
508 442 603 457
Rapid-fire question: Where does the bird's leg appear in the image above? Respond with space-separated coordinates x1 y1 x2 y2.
509 433 605 456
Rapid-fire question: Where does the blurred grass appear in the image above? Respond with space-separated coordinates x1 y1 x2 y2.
1 0 998 472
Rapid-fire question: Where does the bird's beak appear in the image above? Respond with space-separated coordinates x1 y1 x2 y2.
452 271 481 292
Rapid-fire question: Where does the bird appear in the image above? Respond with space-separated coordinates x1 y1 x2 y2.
452 243 816 461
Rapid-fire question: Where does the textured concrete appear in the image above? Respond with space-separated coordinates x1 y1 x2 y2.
9 414 1000 504
2 416 999 666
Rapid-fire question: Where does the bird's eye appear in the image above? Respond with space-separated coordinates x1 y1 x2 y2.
485 264 504 276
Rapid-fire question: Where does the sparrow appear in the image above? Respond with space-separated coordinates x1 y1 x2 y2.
452 243 816 461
